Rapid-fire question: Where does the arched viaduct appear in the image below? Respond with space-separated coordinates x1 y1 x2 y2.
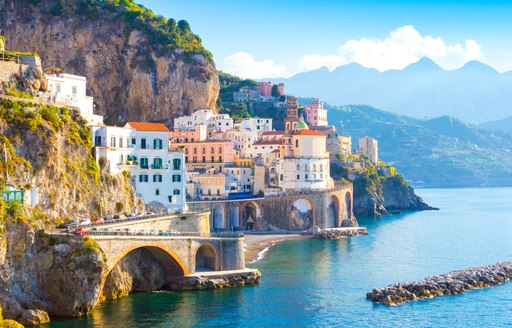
187 183 356 231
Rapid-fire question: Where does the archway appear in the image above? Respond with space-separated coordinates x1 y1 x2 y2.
243 202 260 230
102 245 187 299
345 192 352 220
195 243 217 272
326 195 340 228
213 205 225 231
229 204 241 230
290 198 313 230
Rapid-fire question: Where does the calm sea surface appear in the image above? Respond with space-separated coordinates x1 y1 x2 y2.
49 188 512 327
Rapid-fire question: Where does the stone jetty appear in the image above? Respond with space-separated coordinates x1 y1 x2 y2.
367 261 512 306
314 227 368 240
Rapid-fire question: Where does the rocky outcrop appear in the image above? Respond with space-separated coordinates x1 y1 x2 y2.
382 177 437 211
166 270 261 291
0 0 219 125
367 261 512 306
314 227 368 240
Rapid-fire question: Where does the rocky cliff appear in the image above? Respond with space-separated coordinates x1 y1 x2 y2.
0 98 143 324
0 0 219 125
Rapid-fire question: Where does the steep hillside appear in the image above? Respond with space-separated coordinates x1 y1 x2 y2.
479 115 512 135
0 0 219 125
329 105 512 187
0 97 143 324
271 58 512 124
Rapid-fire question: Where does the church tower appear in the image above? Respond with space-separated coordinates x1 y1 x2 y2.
284 96 300 132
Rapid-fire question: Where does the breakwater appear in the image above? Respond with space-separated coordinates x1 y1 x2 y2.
367 261 512 306
314 227 368 239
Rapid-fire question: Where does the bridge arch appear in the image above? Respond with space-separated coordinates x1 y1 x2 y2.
229 204 241 230
326 195 340 228
213 204 226 231
290 198 314 230
106 242 190 276
195 242 218 272
242 201 260 230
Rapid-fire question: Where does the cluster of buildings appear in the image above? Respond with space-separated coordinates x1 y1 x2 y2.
42 72 378 215
233 81 285 105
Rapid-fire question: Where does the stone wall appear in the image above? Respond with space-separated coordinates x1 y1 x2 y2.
0 61 28 82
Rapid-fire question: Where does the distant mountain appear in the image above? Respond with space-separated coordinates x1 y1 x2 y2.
328 105 512 187
479 116 512 135
272 58 512 124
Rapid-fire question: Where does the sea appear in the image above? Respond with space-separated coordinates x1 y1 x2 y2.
48 188 512 327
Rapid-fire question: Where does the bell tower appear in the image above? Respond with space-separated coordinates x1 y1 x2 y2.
284 96 300 132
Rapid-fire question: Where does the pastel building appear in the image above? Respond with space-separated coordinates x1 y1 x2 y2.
259 81 273 97
169 124 207 143
187 169 226 200
169 140 234 169
310 126 352 159
93 122 187 212
304 98 328 127
358 136 379 164
173 109 233 133
46 73 104 125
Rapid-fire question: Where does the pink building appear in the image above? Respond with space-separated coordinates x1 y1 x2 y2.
259 82 273 97
278 83 285 96
169 124 207 143
169 141 234 165
304 98 328 126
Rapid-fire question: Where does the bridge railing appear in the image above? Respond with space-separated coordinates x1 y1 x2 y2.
70 211 196 229
86 230 244 239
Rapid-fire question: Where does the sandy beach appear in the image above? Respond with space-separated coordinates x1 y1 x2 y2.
243 234 308 263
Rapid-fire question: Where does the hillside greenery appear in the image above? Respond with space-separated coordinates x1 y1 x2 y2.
328 105 512 187
19 0 211 61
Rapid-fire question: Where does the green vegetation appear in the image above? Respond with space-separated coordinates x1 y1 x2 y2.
6 89 34 99
0 304 24 328
329 104 512 187
22 0 211 61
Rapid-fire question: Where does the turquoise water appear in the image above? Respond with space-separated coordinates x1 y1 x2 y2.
49 188 512 327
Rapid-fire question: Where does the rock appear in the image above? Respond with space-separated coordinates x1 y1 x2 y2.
314 227 368 240
367 261 512 306
19 309 50 326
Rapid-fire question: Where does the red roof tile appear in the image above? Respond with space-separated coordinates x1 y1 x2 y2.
292 129 326 136
126 122 170 132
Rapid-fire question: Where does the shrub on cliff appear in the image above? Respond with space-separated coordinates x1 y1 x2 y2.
0 305 23 328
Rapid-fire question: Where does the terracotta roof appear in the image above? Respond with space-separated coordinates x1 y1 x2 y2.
126 122 170 132
309 125 335 131
253 138 285 146
292 129 326 137
261 131 284 136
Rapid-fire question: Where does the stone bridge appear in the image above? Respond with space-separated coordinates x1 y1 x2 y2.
94 234 245 276
187 183 356 231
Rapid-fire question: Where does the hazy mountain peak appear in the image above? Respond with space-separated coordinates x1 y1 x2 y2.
403 57 441 72
458 60 497 73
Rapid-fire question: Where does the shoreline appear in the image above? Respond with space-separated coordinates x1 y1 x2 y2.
243 234 308 263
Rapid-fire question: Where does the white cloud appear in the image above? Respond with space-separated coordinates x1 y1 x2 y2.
299 25 483 72
222 52 291 79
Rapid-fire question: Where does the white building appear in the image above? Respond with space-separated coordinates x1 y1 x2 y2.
231 117 273 158
173 109 233 132
93 122 187 212
224 164 254 193
358 136 378 164
45 73 104 125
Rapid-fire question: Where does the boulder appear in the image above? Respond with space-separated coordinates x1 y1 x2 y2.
19 309 50 326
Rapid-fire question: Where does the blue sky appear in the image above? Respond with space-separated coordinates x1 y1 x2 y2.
137 0 512 78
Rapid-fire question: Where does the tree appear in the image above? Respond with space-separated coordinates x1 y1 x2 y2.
178 20 191 33
271 84 280 98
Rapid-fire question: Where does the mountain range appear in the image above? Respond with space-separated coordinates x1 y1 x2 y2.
328 105 512 187
271 58 512 124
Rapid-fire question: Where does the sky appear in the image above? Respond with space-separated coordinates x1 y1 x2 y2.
137 0 512 79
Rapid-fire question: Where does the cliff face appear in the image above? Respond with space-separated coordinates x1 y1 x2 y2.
0 98 143 323
0 0 219 125
382 177 434 211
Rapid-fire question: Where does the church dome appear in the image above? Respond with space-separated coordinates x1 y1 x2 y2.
295 116 309 130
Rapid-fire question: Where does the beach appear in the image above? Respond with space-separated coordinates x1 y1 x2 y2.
243 233 308 263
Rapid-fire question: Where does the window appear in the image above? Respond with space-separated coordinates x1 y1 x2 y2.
154 139 163 149
168 196 175 203
297 164 300 170
219 147 222 153
153 174 162 182
153 158 163 169
155 189 160 196
72 85 77 96
305 174 308 180
280 174 283 181
297 174 300 180
211 147 214 153
202 156 206 163
193 156 197 163
202 147 206 154
173 158 181 170
295 140 299 147
173 189 180 195
172 175 181 182
139 174 148 182
131 138 136 145
56 84 61 93
119 138 123 148
141 138 147 149
140 158 149 169
219 156 222 162
211 156 215 162
217 190 220 195
110 137 116 147
193 147 197 154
